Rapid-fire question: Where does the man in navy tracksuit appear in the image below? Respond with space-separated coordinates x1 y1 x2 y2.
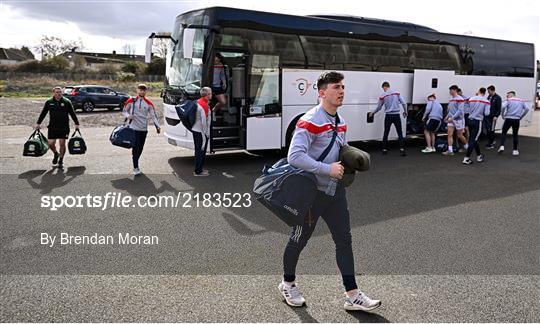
462 88 490 165
498 91 530 156
485 85 502 149
279 72 381 312
368 82 408 156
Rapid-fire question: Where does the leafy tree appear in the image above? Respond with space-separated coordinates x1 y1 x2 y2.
146 57 165 75
121 61 146 75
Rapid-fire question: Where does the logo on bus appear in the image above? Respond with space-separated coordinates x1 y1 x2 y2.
294 78 317 96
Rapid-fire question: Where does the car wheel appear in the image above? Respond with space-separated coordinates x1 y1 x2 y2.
82 101 95 112
107 107 115 111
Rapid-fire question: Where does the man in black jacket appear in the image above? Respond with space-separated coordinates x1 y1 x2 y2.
34 86 80 167
485 85 501 149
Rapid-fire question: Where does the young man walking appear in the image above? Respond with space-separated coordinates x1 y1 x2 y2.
281 71 381 312
485 85 502 149
123 84 160 175
35 86 80 168
462 88 490 165
443 85 468 156
192 87 212 176
368 81 408 156
421 94 443 153
498 91 530 156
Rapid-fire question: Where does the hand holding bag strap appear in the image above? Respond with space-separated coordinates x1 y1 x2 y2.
71 129 82 137
316 114 340 162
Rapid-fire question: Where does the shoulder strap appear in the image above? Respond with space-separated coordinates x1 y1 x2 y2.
316 114 340 162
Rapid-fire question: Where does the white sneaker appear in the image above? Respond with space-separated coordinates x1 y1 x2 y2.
421 147 432 153
462 157 473 165
133 168 141 176
512 150 519 156
498 146 504 153
344 291 381 312
477 154 485 163
278 282 305 307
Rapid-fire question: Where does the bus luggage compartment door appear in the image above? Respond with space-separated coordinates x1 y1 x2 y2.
246 116 281 150
412 69 456 104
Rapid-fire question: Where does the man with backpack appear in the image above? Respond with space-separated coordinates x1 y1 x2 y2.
192 87 212 176
280 71 381 312
123 84 160 175
34 86 80 168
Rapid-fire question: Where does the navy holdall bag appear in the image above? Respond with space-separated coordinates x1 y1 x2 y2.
253 116 339 226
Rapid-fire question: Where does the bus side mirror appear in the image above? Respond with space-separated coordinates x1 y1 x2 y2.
183 28 195 59
145 37 153 63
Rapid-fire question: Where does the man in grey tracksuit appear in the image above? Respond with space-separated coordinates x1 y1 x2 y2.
123 84 160 175
368 81 408 156
421 94 443 153
278 71 381 312
462 88 490 165
192 87 212 176
498 91 530 156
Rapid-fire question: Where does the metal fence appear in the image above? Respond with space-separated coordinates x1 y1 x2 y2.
0 72 164 82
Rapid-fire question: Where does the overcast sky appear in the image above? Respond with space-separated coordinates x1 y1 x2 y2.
1 0 539 59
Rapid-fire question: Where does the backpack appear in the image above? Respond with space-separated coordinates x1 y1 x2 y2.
253 116 339 227
23 129 49 157
68 129 87 154
435 137 448 152
175 100 198 131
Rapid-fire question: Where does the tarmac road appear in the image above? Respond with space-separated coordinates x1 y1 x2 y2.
1 113 539 322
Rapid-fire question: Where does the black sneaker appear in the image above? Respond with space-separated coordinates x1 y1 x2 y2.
382 149 388 155
58 157 64 168
400 149 406 157
485 144 495 150
52 152 59 165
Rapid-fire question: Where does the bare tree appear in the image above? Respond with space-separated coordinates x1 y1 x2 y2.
122 44 136 55
36 35 84 58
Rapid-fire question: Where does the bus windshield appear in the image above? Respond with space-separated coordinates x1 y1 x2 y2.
167 13 209 92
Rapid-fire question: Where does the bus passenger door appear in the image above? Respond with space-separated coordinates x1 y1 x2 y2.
210 51 248 152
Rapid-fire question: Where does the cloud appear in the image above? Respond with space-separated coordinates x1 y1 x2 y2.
5 0 197 38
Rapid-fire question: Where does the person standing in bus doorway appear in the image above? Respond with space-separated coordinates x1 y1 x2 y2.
192 87 212 176
211 54 229 113
462 88 490 165
442 85 468 156
280 71 381 312
458 88 470 151
498 91 530 156
485 85 502 149
34 86 80 168
123 84 160 176
421 94 443 153
368 81 408 156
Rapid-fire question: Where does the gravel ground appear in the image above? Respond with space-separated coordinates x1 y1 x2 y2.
0 98 164 128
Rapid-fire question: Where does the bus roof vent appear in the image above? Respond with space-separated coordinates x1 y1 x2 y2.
309 14 437 32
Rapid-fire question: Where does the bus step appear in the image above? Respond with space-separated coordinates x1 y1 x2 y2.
212 136 241 149
212 126 239 138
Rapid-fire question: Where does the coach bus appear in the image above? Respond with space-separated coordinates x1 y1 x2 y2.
145 6 536 152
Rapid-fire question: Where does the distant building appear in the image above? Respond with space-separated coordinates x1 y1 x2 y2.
60 49 145 70
0 47 35 65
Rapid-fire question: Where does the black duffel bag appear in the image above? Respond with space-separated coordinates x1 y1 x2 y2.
253 116 339 226
68 129 87 154
23 129 49 157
